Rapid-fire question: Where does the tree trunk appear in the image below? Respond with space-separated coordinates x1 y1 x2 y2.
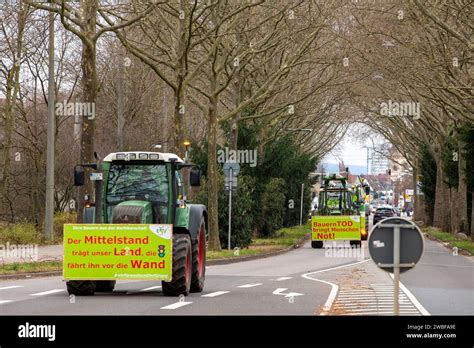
449 187 459 233
207 93 221 251
433 156 450 232
457 139 468 233
172 83 184 156
77 1 98 223
471 193 474 241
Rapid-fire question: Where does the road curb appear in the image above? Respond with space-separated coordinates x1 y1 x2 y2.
0 234 311 280
207 233 311 266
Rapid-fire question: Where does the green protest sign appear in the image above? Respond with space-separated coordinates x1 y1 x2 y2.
63 224 172 280
312 216 361 241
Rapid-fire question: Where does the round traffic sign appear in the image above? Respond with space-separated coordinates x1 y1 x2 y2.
368 217 424 273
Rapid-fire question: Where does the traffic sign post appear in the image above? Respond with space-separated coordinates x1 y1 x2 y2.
223 162 240 250
368 217 424 315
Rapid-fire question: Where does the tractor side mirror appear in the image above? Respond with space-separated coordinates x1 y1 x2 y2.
365 186 370 195
74 166 85 186
190 167 201 186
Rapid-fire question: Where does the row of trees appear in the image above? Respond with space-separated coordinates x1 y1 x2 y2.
1 0 472 247
1 1 349 249
339 1 473 238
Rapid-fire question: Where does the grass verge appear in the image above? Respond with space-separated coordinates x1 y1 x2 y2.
0 261 62 275
423 226 474 255
207 223 310 260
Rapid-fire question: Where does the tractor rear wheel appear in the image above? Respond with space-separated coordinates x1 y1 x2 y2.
95 281 116 292
311 241 323 248
191 218 206 293
66 281 96 296
162 233 192 296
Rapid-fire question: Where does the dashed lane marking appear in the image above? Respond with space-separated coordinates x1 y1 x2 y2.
160 301 192 309
30 289 65 296
273 277 292 281
201 291 230 298
139 286 162 292
237 283 262 288
0 286 23 290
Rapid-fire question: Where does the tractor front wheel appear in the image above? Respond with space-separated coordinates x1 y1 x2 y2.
66 281 96 296
95 281 116 292
162 233 192 296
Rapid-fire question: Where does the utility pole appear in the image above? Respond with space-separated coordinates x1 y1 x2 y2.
44 9 55 241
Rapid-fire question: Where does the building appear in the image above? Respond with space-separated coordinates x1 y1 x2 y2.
368 145 390 175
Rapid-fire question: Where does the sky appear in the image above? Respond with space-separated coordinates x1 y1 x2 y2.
322 126 388 173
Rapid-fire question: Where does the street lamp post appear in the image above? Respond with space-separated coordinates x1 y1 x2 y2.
44 9 55 241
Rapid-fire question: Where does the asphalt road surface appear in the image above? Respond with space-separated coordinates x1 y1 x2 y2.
0 236 472 315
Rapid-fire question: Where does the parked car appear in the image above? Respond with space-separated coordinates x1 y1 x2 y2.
393 207 401 217
373 207 397 225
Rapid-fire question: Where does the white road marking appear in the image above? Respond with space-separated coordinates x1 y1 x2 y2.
302 259 370 315
330 282 426 316
237 283 262 288
0 300 13 304
273 277 292 281
30 289 65 296
201 291 230 298
161 301 192 309
0 286 23 290
272 288 303 297
139 286 162 292
389 274 430 315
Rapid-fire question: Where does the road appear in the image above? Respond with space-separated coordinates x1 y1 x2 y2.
0 235 472 315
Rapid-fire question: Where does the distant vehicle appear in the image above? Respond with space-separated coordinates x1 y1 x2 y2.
393 207 401 216
373 207 397 225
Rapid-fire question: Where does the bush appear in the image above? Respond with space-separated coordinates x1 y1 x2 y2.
260 178 286 236
195 173 255 248
53 212 77 241
0 223 40 244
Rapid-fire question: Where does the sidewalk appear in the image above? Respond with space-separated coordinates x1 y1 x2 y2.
0 244 63 264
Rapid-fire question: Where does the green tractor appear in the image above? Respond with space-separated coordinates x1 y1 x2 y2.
67 151 207 297
311 174 367 248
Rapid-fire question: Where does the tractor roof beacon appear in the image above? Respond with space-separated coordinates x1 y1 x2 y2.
67 151 207 297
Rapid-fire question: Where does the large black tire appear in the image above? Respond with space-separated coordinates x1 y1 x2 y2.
191 218 206 293
162 233 192 296
350 240 361 247
311 241 323 248
66 281 96 296
95 280 116 292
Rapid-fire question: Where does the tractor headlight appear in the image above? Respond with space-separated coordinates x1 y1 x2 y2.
116 153 126 160
149 154 159 160
139 153 148 159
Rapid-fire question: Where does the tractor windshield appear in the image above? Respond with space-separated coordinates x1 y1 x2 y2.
106 163 169 204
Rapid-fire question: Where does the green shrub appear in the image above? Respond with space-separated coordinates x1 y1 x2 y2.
195 174 255 248
260 178 286 236
53 212 77 240
0 223 40 244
